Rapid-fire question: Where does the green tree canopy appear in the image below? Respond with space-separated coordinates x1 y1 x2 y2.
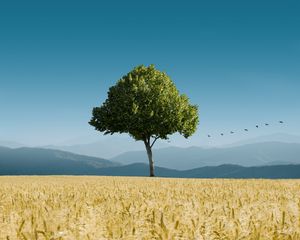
89 64 199 176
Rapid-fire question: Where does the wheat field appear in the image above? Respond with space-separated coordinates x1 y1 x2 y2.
0 177 300 239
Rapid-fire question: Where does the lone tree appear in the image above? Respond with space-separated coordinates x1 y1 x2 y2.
89 65 199 177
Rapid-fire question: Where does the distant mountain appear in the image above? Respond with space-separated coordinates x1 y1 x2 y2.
111 142 300 170
42 138 170 159
42 140 143 159
2 159 300 178
0 146 120 175
35 133 300 159
0 140 25 148
226 133 300 147
1 145 300 178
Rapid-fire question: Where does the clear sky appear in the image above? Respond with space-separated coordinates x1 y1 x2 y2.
0 0 299 146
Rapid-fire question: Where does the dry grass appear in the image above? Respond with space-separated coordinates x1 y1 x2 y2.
0 176 300 239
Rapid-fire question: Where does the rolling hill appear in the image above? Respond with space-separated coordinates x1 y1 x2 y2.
93 163 300 179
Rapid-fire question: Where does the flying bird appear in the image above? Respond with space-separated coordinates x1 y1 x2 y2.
205 120 284 140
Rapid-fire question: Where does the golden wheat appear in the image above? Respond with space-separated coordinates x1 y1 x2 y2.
0 176 300 239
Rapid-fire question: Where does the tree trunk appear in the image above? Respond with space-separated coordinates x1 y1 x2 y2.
144 141 155 177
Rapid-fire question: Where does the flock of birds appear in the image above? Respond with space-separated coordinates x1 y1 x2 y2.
207 121 284 138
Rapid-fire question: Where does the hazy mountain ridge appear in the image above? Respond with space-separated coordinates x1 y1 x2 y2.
1 144 300 178
34 133 300 157
1 137 300 178
225 133 300 147
0 146 120 175
0 141 25 148
111 142 300 170
1 157 300 178
41 139 171 159
42 140 143 159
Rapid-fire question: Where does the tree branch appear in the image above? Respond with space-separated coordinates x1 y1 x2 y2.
150 136 159 148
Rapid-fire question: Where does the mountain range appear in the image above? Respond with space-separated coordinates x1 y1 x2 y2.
36 133 300 159
41 137 169 159
225 133 300 147
0 146 119 175
0 140 25 148
1 136 300 178
1 147 300 178
111 142 300 170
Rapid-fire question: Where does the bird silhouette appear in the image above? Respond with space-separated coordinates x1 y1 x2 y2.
205 120 285 140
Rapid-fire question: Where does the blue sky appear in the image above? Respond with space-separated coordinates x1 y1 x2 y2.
0 0 299 146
